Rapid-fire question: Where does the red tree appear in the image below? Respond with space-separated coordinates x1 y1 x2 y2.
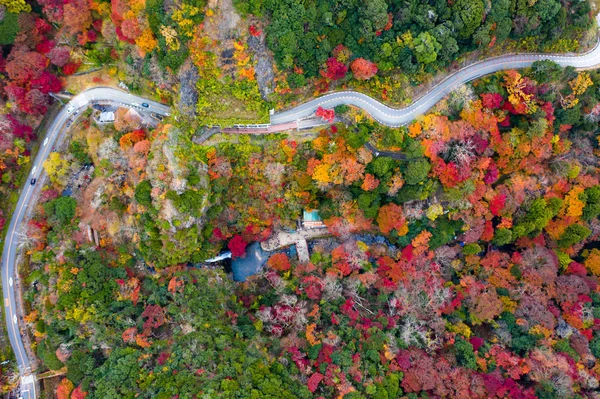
63 62 81 75
315 106 335 123
47 46 72 67
36 39 56 54
489 193 506 216
350 58 378 80
70 386 88 399
31 71 63 94
267 253 291 271
228 235 248 258
141 304 165 334
56 379 74 399
321 57 348 80
481 93 504 109
249 25 262 36
377 203 407 235
307 372 324 392
5 49 48 84
63 0 92 35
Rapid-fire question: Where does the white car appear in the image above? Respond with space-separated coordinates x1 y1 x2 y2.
9 277 13 287
31 166 36 174
13 315 17 324
67 105 75 113
43 138 49 146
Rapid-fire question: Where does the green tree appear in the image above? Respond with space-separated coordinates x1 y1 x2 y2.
92 347 141 399
404 159 431 185
463 243 482 256
454 337 477 369
431 23 459 64
413 31 441 65
67 350 96 385
531 60 563 84
0 12 19 45
452 0 484 39
582 186 600 221
493 228 513 246
590 335 600 358
512 198 556 238
558 224 591 248
134 180 153 207
37 339 64 370
359 0 389 34
368 157 396 179
44 197 77 227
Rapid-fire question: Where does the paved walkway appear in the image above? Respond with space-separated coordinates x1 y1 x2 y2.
260 228 329 263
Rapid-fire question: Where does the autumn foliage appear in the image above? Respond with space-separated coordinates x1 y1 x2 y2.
228 235 248 258
350 58 378 80
321 57 348 80
56 378 74 399
267 253 291 271
315 106 335 123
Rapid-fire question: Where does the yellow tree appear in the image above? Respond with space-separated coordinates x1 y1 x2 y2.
562 72 593 109
43 152 69 184
0 0 31 13
504 70 536 114
135 29 158 55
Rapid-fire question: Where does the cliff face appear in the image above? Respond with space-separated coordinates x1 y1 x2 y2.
248 35 275 100
177 60 199 119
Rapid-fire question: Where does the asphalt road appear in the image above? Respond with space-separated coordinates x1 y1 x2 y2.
271 39 600 127
1 87 169 399
3 28 600 399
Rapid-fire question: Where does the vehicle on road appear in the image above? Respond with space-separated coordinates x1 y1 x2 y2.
142 103 149 108
31 166 36 174
13 315 16 324
43 138 48 146
67 106 74 113
150 112 164 121
9 277 13 287
30 178 36 185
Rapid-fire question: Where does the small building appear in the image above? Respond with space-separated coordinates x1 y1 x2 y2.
302 210 326 229
96 111 115 124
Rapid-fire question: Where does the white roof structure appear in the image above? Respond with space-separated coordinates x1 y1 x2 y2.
97 111 115 123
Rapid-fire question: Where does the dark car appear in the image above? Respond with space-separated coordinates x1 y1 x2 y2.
141 103 149 108
30 178 36 185
150 112 164 121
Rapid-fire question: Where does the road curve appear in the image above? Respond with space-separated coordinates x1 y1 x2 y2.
3 30 600 399
271 41 600 127
1 87 169 399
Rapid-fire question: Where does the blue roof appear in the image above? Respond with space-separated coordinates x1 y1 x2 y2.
231 242 268 282
303 210 322 222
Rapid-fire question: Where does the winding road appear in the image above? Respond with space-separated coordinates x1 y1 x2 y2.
1 88 169 399
272 36 600 127
3 27 600 397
